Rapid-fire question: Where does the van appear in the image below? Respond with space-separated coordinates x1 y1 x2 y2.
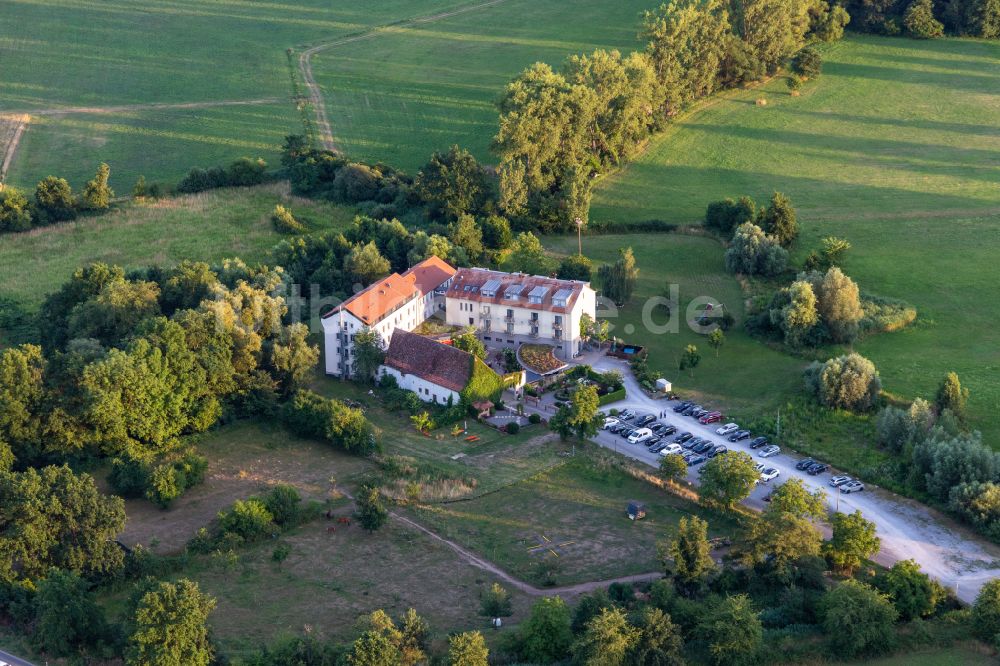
627 427 653 444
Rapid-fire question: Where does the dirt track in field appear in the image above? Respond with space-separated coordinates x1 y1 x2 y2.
297 0 512 152
0 114 29 185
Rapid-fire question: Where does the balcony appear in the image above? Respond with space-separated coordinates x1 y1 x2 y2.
530 327 539 338
504 314 515 322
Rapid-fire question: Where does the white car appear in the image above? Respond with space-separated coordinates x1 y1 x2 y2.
619 409 636 421
715 422 739 436
840 480 865 494
628 428 653 444
659 443 683 456
760 467 780 482
603 418 620 430
758 444 781 458
829 475 852 487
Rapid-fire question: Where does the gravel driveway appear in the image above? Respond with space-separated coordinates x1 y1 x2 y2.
583 356 1000 604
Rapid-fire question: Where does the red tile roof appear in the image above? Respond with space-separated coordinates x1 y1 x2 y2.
447 268 585 313
402 255 456 296
383 329 473 393
324 256 455 325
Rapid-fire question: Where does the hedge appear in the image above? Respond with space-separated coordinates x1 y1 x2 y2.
598 387 627 406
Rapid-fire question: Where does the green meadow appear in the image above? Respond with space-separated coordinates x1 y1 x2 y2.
0 0 463 190
588 35 1000 443
309 0 652 171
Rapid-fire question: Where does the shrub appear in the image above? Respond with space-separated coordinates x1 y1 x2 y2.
804 353 881 412
261 484 302 526
725 222 788 276
218 499 274 542
271 205 305 234
791 47 823 78
819 580 897 658
529 413 542 424
506 422 520 435
283 389 378 455
705 197 755 235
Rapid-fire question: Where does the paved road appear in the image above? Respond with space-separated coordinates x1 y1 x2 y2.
0 648 35 666
585 356 1000 605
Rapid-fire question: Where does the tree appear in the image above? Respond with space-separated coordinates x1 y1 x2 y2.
345 242 391 287
356 485 389 532
742 508 822 575
819 580 897 658
666 516 715 590
708 329 725 357
415 145 488 221
825 510 880 575
936 372 969 423
904 0 945 36
348 628 400 666
481 215 513 250
0 465 126 583
724 222 788 276
520 596 573 664
399 607 429 666
558 254 594 281
0 343 46 450
132 175 148 198
821 236 851 265
598 247 639 305
449 631 489 666
630 607 684 666
218 499 274 542
758 192 798 246
33 569 108 657
352 327 386 383
972 579 1000 645
450 214 484 261
791 46 823 78
452 327 487 360
768 478 827 519
127 579 216 666
660 453 688 484
778 280 819 347
269 322 319 395
911 430 995 501
34 176 77 223
873 559 943 620
804 353 882 412
815 267 863 343
80 162 114 210
0 187 33 232
503 232 550 275
479 582 513 619
705 197 755 235
573 606 639 666
699 594 762 666
699 451 758 509
566 384 601 439
580 313 609 345
679 344 700 377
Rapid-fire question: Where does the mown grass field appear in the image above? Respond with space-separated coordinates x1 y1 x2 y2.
0 0 464 190
0 182 356 308
589 35 1000 443
310 0 652 171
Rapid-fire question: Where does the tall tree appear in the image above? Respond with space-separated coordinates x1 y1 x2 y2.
503 232 550 275
32 569 109 657
356 484 388 532
80 162 115 210
344 242 391 287
666 516 715 591
415 145 488 221
778 280 819 347
698 451 758 509
0 187 33 232
819 580 897 658
630 607 684 666
268 322 320 395
598 247 639 305
935 371 969 423
824 510 880 575
34 176 77 223
353 327 387 383
479 582 513 620
520 596 574 664
972 579 1000 645
573 607 639 666
758 191 798 246
127 579 216 666
450 214 484 262
449 631 489 666
699 594 762 666
873 559 944 620
815 267 863 343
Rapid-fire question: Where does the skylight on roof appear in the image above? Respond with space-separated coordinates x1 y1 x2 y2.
480 279 502 297
504 284 524 299
553 288 572 306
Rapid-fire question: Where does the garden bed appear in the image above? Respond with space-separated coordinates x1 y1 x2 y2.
517 344 566 375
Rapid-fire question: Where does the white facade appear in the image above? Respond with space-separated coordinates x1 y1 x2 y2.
377 365 461 405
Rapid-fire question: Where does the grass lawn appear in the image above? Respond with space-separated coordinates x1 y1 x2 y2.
309 0 652 171
589 34 1000 443
855 645 997 666
0 0 463 190
410 451 741 585
0 182 356 308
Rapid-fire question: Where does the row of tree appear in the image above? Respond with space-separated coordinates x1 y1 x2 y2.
845 0 999 37
493 0 848 232
0 163 114 233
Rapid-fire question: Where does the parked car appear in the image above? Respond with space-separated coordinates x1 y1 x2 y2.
603 418 620 430
638 414 656 426
694 440 714 454
749 436 769 449
648 442 668 454
620 428 635 439
674 432 694 444
840 480 865 494
659 424 677 437
760 467 780 482
829 475 852 487
628 428 654 444
673 401 692 413
681 437 699 450
688 454 707 466
699 412 723 425
646 436 662 446
708 444 728 457
807 463 830 476
682 405 701 416
619 409 636 421
758 445 780 458
607 423 624 434
716 423 739 436
660 443 684 456
689 407 707 418
728 430 751 442
795 458 816 471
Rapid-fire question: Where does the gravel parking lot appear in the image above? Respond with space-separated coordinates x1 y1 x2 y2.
582 356 1000 604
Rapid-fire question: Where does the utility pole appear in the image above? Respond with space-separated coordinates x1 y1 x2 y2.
574 217 584 255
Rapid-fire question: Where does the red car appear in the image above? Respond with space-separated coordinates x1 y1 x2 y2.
699 412 723 424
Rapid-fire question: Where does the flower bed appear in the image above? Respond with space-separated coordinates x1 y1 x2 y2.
518 344 565 374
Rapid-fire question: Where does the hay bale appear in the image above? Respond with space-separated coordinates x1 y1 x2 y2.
790 90 801 97
755 98 768 106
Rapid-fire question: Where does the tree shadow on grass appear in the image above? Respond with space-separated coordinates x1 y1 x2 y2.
824 60 1000 96
776 108 1000 139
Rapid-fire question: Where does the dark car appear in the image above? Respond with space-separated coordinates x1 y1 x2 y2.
683 405 702 416
659 424 677 437
638 414 656 426
728 430 751 442
681 437 699 450
674 432 693 444
652 422 670 435
688 454 708 466
694 441 714 454
795 458 816 471
807 463 830 476
708 444 728 458
648 442 668 454
608 423 625 434
749 436 769 449
673 401 692 413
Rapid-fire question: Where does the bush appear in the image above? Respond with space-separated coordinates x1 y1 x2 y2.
705 197 755 235
261 484 302 526
529 413 542 424
725 222 788 276
506 422 520 435
271 205 305 234
218 499 275 542
804 353 881 412
820 580 897 658
791 47 823 78
283 389 378 455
